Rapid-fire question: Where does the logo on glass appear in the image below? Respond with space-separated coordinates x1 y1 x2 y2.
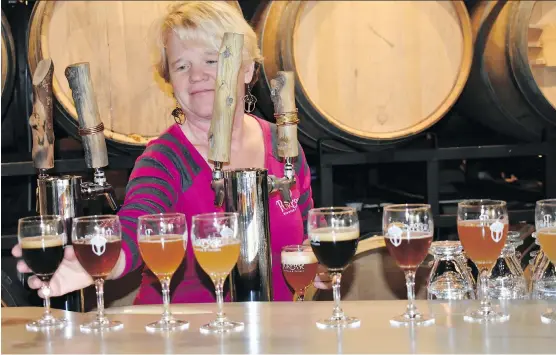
90 234 108 256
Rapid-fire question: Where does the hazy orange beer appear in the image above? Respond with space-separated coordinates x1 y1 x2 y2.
194 241 241 280
139 235 185 279
458 220 509 269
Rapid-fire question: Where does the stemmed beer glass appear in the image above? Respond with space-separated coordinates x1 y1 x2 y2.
383 204 435 326
281 245 319 301
535 199 556 324
18 215 68 331
191 212 243 333
72 215 123 332
457 199 509 323
138 213 189 331
308 207 360 329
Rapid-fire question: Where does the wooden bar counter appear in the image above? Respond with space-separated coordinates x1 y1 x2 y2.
2 300 555 354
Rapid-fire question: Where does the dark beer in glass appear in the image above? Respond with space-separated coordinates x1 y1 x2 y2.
18 215 68 331
72 215 123 332
308 207 360 329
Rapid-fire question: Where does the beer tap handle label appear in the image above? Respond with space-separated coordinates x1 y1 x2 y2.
29 58 55 170
65 62 109 169
207 32 244 164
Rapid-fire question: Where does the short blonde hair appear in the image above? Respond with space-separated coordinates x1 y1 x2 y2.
154 1 263 83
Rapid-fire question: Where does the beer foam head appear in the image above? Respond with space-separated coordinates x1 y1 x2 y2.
281 250 317 265
21 235 64 249
309 227 359 242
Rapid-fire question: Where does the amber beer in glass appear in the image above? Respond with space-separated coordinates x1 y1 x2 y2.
457 200 509 323
281 245 318 301
308 207 360 329
19 215 68 331
72 215 123 332
383 204 435 326
192 212 243 333
535 199 556 324
138 213 188 331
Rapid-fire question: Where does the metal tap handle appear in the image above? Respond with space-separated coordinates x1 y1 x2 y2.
29 58 55 171
65 62 109 169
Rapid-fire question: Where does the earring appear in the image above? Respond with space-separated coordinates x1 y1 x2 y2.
243 85 257 113
171 103 186 125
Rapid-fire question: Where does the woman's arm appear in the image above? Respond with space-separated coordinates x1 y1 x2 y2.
111 135 192 279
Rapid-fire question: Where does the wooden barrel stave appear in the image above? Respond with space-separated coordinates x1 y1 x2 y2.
27 1 242 154
2 12 16 113
458 1 556 141
255 1 474 153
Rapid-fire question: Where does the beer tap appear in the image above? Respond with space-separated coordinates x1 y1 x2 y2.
268 71 299 206
208 32 244 207
64 62 118 212
29 58 55 196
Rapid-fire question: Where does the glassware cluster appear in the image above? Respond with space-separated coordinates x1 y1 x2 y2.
18 199 555 333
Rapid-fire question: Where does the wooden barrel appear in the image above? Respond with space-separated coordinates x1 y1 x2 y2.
27 1 242 154
2 12 16 113
458 1 556 141
254 1 473 153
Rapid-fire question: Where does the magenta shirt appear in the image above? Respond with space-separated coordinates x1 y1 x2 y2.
117 116 314 304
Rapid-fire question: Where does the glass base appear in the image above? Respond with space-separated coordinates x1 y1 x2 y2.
200 320 244 334
26 316 67 332
146 319 189 332
390 313 435 327
541 310 556 324
464 307 510 323
316 316 360 329
80 318 124 333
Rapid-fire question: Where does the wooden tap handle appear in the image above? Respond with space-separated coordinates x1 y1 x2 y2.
29 58 55 170
64 62 108 169
208 32 244 164
271 71 298 158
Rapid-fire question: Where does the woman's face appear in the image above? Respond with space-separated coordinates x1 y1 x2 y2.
166 32 254 120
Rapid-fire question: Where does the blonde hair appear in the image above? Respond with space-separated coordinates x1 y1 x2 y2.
154 1 263 83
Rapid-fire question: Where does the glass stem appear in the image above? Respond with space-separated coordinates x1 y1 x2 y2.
479 269 491 313
405 270 418 318
94 278 106 323
161 277 172 323
331 272 344 320
215 278 226 323
41 281 54 321
296 289 305 302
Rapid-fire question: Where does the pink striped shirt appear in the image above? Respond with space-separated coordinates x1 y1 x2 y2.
117 115 314 304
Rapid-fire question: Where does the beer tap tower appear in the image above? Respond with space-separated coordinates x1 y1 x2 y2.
30 59 117 310
209 33 300 302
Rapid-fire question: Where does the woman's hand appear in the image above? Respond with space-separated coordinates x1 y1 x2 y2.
313 264 332 290
12 244 94 298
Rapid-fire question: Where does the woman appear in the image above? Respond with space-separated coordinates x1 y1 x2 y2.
13 1 321 303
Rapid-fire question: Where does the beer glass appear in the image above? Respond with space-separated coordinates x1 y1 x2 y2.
191 212 243 333
383 204 435 326
535 199 556 323
138 213 189 331
18 215 67 331
281 245 318 301
308 207 360 329
458 199 509 323
72 215 123 332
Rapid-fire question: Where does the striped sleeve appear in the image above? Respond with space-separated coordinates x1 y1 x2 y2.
294 142 314 239
117 131 200 276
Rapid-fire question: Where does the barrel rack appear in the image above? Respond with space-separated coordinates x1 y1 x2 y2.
317 131 556 230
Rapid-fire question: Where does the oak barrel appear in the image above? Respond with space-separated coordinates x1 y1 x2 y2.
254 1 473 152
2 12 16 113
27 1 242 154
458 1 556 141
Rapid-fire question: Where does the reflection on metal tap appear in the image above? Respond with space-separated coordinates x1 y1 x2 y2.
81 168 118 211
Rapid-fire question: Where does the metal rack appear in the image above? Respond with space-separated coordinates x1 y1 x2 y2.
317 132 556 229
